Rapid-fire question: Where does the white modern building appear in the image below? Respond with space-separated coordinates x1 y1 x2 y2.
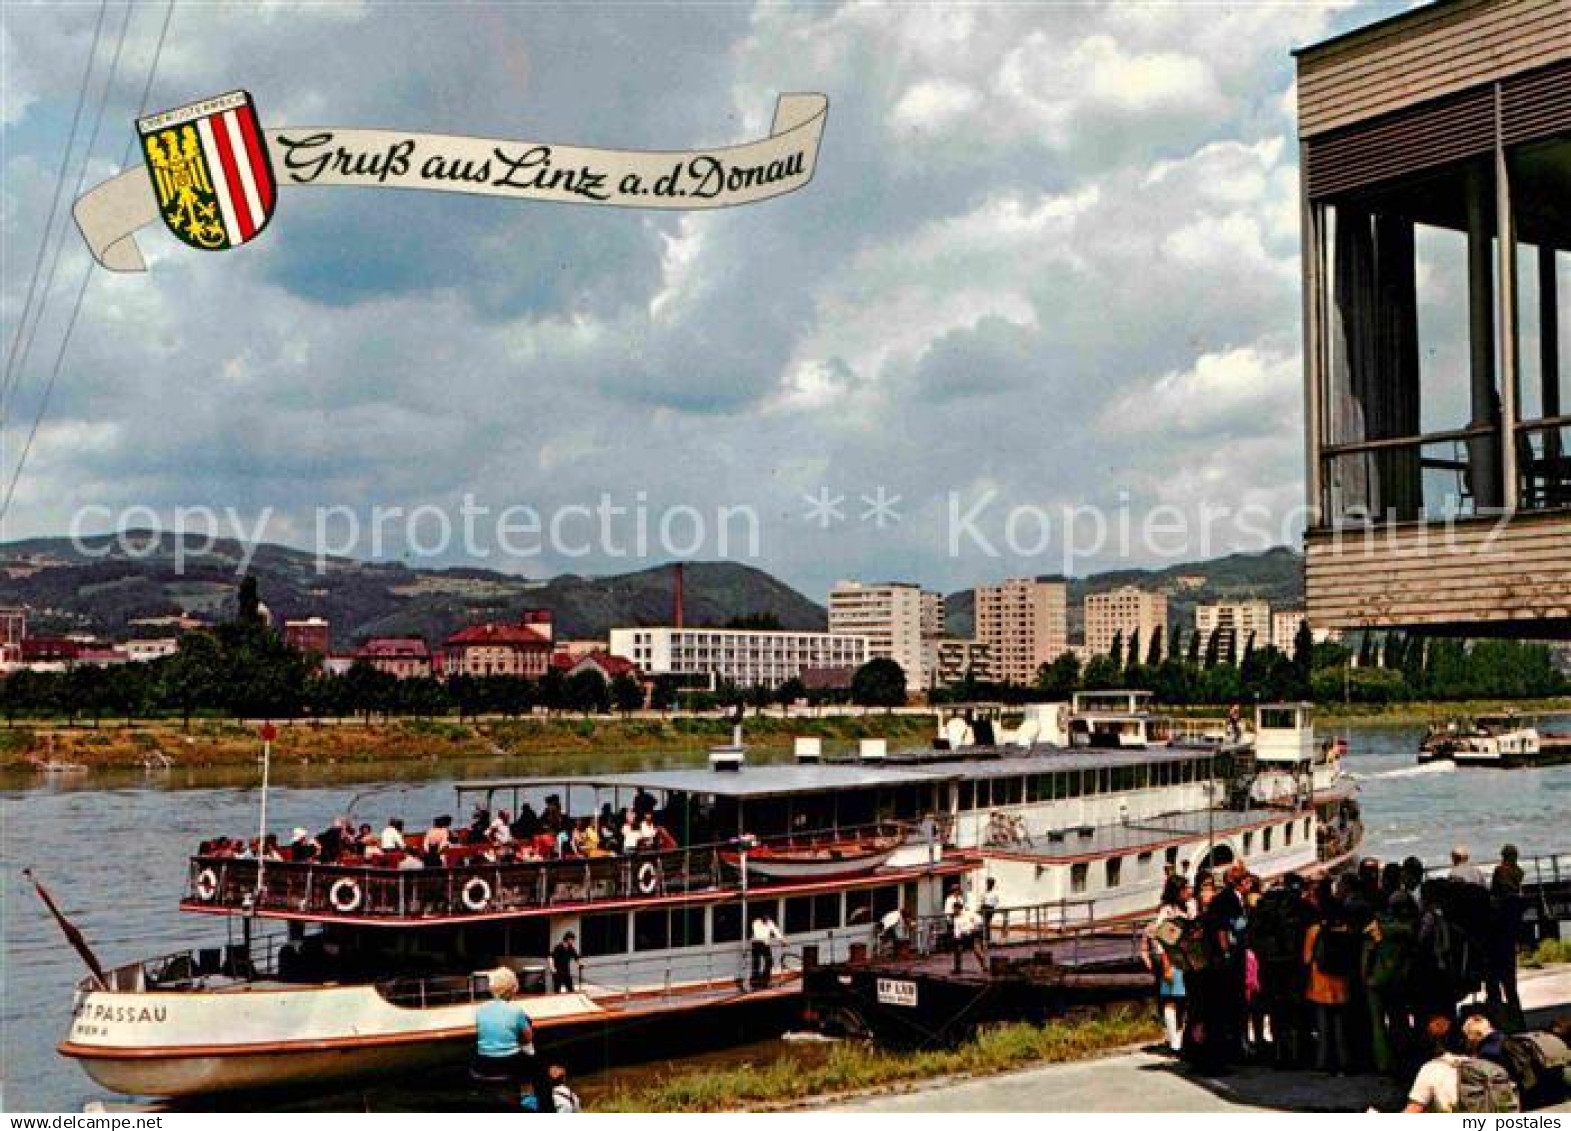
1196 601 1273 664
920 638 994 690
609 626 869 688
1270 610 1306 655
828 581 930 687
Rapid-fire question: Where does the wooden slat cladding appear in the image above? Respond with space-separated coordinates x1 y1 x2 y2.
1305 512 1571 633
1303 60 1571 199
1297 0 1571 139
1304 87 1494 198
1502 60 1571 144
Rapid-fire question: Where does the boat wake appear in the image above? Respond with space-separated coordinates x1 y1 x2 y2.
1351 762 1458 781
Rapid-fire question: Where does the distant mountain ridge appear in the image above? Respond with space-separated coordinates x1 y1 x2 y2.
0 534 1304 647
0 533 826 644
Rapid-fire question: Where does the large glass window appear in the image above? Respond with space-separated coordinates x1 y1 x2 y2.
712 902 743 944
580 912 628 957
1316 130 1571 526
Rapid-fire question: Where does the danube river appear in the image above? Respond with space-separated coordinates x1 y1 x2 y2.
4 717 1569 1112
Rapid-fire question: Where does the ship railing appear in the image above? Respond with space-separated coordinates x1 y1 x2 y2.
1169 718 1237 745
574 924 881 1004
183 821 917 920
1423 852 1571 883
909 898 1102 956
82 930 288 994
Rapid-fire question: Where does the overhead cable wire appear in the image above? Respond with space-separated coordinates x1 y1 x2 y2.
4 0 134 417
2 0 176 524
0 0 111 420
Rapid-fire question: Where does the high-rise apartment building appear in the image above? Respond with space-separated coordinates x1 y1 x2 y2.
828 581 928 688
1084 587 1168 657
974 577 1069 686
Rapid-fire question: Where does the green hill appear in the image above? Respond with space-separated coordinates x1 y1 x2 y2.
0 533 826 645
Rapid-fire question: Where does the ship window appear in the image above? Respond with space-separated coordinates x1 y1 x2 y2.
1069 770 1084 798
814 893 842 930
785 895 813 934
846 888 873 925
960 782 975 811
580 912 628 957
872 885 900 920
1106 857 1122 888
1166 846 1179 867
744 898 779 934
1003 777 1023 805
1031 774 1049 802
633 908 670 951
1285 821 1294 846
1071 862 1089 894
674 907 706 948
1304 817 1312 839
1137 765 1150 790
1263 827 1273 853
1243 831 1255 857
712 903 743 943
1098 768 1112 794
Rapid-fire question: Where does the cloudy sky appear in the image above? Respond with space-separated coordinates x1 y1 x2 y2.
0 0 1412 597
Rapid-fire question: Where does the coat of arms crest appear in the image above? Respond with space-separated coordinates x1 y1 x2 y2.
138 90 276 252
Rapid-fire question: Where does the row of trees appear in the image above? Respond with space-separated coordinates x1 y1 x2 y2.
964 625 1566 707
0 576 1562 723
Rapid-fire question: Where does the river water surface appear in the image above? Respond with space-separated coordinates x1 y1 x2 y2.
5 716 1569 1111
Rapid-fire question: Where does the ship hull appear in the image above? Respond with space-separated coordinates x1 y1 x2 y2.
60 976 799 1101
68 1038 465 1101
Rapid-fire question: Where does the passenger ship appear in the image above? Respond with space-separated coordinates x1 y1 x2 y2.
58 696 1360 1099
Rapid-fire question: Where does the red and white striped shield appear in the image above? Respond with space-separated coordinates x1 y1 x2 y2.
138 90 276 252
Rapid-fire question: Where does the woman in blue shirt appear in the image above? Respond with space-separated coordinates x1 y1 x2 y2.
473 967 551 1110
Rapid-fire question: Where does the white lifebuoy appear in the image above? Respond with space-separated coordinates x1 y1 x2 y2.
329 877 364 914
636 860 660 896
195 868 219 902
462 876 493 912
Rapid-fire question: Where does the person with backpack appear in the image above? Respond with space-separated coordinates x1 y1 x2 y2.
1463 1011 1571 1108
1304 881 1356 1074
1415 879 1461 1021
1406 1015 1520 1113
1181 873 1232 1075
1143 875 1193 1053
1364 889 1419 1075
1250 875 1310 1067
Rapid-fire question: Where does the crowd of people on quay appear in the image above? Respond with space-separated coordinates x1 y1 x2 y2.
1138 843 1571 1112
196 789 684 871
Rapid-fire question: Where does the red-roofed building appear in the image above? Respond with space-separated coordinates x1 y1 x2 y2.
356 637 432 680
550 648 639 683
443 613 553 678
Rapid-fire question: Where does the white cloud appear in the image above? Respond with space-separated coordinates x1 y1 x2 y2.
0 1 1403 593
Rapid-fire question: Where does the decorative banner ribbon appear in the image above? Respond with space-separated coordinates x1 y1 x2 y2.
75 92 828 273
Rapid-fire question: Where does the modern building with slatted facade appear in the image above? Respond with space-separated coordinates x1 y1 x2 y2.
1296 0 1571 636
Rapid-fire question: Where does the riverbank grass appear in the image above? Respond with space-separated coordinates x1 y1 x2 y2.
594 1007 1161 1112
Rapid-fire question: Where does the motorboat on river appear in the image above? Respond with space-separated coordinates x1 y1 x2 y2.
53 697 1359 1099
1419 713 1571 768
